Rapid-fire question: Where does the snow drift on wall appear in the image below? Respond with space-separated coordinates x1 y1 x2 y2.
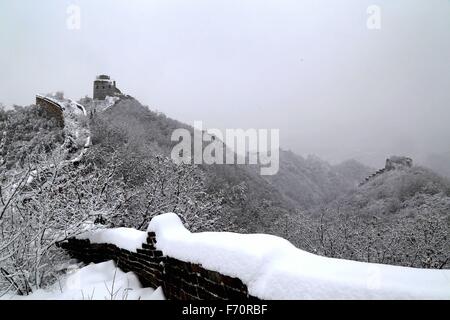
76 213 450 299
77 227 147 253
148 213 450 300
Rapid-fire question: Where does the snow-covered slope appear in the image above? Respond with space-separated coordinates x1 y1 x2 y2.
2 261 165 300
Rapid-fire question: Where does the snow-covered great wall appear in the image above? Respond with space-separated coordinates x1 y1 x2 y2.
35 94 91 164
59 213 450 300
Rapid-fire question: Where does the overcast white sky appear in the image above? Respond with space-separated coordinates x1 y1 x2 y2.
1 0 449 167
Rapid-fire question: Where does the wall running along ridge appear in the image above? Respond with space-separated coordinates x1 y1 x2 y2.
58 233 258 300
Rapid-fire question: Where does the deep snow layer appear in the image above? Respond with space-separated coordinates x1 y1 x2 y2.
77 227 147 253
148 213 450 300
2 261 165 300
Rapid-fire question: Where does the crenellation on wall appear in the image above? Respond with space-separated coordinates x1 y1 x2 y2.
58 234 256 300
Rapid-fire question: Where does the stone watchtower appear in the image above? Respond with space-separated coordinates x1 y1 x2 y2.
93 75 122 100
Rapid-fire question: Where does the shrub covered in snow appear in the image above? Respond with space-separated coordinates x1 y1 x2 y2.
0 156 127 295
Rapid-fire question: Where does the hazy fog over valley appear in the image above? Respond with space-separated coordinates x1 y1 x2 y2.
1 0 450 169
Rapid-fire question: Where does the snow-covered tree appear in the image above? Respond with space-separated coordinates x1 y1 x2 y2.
105 152 224 232
0 151 128 294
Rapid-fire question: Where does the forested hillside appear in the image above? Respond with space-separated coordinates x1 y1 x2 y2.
87 97 375 233
0 105 64 169
288 165 450 269
87 97 294 233
262 151 372 209
1 97 448 296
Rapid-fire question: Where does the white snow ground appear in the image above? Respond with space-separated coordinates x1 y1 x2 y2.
1 260 165 300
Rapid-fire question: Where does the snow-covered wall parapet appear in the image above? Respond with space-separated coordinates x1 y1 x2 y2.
60 213 450 300
59 223 256 300
36 94 65 126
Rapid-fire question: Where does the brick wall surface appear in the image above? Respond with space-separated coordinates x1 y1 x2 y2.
36 96 64 126
59 232 258 300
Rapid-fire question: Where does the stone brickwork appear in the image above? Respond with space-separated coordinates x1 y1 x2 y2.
93 75 122 100
36 95 64 126
59 232 257 300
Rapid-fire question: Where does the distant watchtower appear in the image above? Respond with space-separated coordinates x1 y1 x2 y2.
93 75 122 100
